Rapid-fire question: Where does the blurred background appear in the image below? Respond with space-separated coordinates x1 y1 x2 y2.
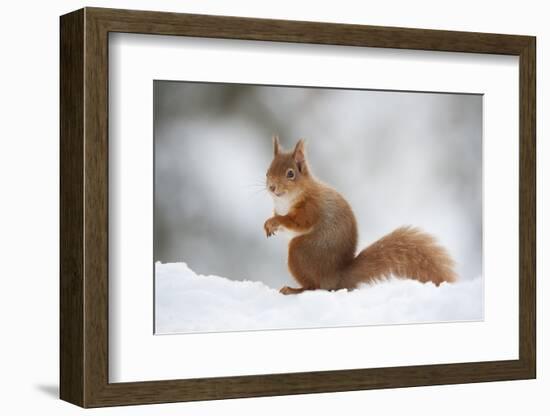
154 81 482 288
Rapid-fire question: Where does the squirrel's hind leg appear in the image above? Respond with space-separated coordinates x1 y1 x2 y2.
279 286 309 295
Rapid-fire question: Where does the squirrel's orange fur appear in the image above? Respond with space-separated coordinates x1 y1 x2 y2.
264 136 457 295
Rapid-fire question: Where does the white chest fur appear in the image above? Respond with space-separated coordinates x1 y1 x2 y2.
273 194 294 216
272 194 307 239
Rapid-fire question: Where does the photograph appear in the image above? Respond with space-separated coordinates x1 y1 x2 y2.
153 80 483 334
55 6 537 409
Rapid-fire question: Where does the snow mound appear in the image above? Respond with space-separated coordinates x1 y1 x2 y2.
155 262 483 334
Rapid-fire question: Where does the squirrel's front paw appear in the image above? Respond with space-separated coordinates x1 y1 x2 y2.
264 217 280 237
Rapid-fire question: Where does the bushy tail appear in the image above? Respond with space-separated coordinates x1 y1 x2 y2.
343 226 457 289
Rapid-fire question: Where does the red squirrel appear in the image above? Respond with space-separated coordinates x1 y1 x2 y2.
264 136 457 295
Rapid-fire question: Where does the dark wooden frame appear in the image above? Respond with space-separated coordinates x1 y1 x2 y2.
60 7 536 408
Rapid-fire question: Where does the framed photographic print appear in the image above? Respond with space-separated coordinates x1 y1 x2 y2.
60 7 536 408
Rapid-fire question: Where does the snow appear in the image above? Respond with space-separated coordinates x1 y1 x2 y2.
155 262 483 334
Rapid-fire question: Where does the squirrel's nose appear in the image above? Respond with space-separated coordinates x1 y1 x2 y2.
269 185 276 193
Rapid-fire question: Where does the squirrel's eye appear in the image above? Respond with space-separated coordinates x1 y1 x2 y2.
286 169 295 179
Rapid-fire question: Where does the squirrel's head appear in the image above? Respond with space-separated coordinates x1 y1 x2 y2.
266 136 309 199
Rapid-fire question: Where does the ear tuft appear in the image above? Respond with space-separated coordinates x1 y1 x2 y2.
293 139 307 173
272 135 280 157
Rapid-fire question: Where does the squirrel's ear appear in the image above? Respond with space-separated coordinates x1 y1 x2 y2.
272 135 281 157
293 139 307 173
